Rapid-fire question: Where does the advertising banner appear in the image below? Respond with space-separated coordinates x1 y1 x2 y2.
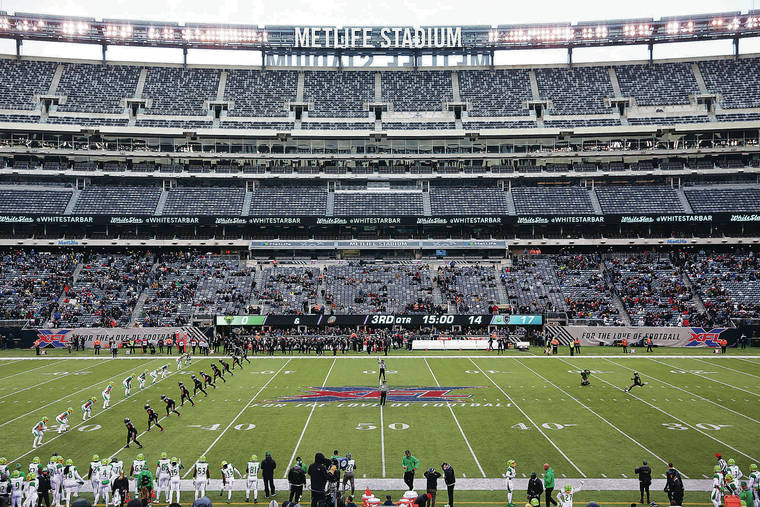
33 327 208 348
546 326 739 347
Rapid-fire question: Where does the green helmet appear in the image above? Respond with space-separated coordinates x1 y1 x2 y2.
12 471 19 478
729 459 736 465
42 417 49 423
101 459 108 466
530 500 539 507
0 457 6 464
57 457 64 464
726 474 734 482
199 456 207 463
92 455 100 462
136 453 145 461
171 457 177 463
33 457 40 464
49 457 57 464
564 485 572 493
251 455 258 462
508 459 516 467
221 461 228 467
67 408 73 413
750 464 758 471
66 459 73 466
161 452 167 459
91 396 97 402
715 465 722 472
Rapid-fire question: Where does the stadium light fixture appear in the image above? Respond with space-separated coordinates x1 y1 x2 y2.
748 16 760 29
711 17 724 28
0 17 8 30
727 17 741 31
62 20 89 35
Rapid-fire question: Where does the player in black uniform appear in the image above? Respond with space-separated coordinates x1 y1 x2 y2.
124 418 143 449
191 375 209 396
241 348 252 364
210 363 226 383
178 382 195 407
625 371 646 392
231 355 243 370
200 370 216 389
580 369 591 386
219 359 233 376
160 395 181 416
145 404 164 431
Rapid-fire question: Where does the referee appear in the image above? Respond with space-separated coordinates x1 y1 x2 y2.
379 381 389 406
378 359 386 381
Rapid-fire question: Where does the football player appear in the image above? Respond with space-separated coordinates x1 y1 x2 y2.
220 461 242 504
192 456 210 500
102 384 112 409
160 395 181 417
244 455 260 503
31 417 49 448
178 382 195 407
167 457 183 504
122 376 133 398
155 452 171 503
145 404 164 432
81 397 96 421
55 408 73 434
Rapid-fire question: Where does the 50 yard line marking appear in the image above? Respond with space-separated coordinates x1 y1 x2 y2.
560 357 759 463
380 402 386 478
425 358 485 478
182 359 292 478
515 360 673 473
468 357 586 478
282 357 337 478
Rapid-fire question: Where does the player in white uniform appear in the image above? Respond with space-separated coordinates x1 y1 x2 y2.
47 457 63 507
161 365 169 379
55 409 73 434
149 369 158 385
748 463 759 507
244 455 260 503
342 452 356 496
93 460 114 507
193 456 210 500
81 397 96 421
728 459 743 487
557 482 584 507
168 457 183 504
130 454 146 493
711 465 724 507
138 371 147 390
102 384 113 409
220 461 242 504
123 376 133 398
32 417 49 448
28 457 41 478
23 472 38 507
62 459 84 507
503 460 516 507
176 356 183 370
88 455 102 494
10 471 24 507
109 458 123 478
155 452 171 502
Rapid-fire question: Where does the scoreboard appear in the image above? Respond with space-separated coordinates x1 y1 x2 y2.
216 314 543 327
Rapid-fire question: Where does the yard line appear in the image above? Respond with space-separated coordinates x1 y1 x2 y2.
9 358 192 464
0 360 62 382
468 358 586 478
603 358 760 424
282 358 337 478
648 358 760 397
182 359 291 478
737 358 760 366
380 403 386 478
425 358 485 478
0 359 112 401
515 360 673 473
557 357 759 462
690 357 760 381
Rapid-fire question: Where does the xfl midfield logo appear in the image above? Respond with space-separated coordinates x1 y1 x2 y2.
274 386 478 403
34 329 72 348
686 328 724 347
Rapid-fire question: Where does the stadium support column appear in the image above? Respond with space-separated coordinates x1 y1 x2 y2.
15 38 21 60
102 44 108 66
733 36 740 60
567 46 573 67
648 42 653 65
183 47 188 70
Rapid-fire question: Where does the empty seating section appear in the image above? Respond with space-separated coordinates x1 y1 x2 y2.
225 70 296 117
134 119 212 128
325 264 435 314
163 188 246 215
430 185 509 215
512 187 595 215
535 67 613 114
606 254 699 326
383 122 455 130
381 71 452 111
334 193 424 216
304 71 373 117
463 120 535 129
699 58 760 108
615 63 696 105
0 251 78 324
143 67 219 115
248 186 327 216
47 117 129 126
685 187 760 213
257 266 320 313
436 264 502 313
0 187 72 213
57 64 139 113
543 119 620 127
74 186 162 214
551 254 620 325
0 59 56 110
502 257 565 314
55 253 153 327
628 116 709 125
458 69 531 116
595 186 684 214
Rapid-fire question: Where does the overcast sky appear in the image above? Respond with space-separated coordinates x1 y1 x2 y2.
1 0 759 65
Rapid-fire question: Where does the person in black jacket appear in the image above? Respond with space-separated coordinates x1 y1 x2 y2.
308 453 328 507
665 463 684 506
36 469 52 507
287 463 307 503
527 472 544 506
413 493 431 507
424 468 441 507
111 471 130 507
442 463 455 507
635 460 652 504
261 452 276 498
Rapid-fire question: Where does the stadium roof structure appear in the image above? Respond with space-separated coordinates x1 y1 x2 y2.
2 11 760 64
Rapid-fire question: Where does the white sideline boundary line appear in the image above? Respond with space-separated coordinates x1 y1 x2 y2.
0 358 166 429
380 404 386 478
468 357 586 478
0 359 63 382
647 357 760 397
9 358 200 464
2 354 760 360
182 359 291 479
690 357 760 381
515 360 674 474
557 357 759 463
282 357 337 478
0 359 112 401
603 358 760 425
425 358 485 478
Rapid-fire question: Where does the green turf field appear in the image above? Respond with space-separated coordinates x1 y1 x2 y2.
0 349 758 505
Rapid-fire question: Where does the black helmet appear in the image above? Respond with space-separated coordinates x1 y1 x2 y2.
124 418 130 423
144 404 150 409
160 394 166 400
178 381 184 386
191 375 197 379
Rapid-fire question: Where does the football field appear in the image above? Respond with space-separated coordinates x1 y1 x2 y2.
1 349 759 504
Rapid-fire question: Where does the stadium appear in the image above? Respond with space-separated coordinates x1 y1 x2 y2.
0 3 759 507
